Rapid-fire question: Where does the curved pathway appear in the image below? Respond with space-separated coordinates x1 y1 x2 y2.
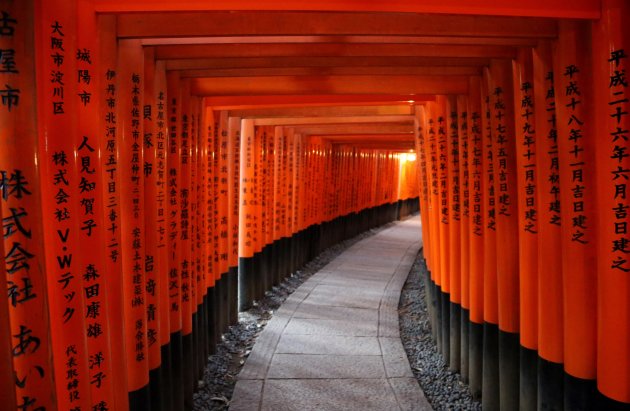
230 217 432 411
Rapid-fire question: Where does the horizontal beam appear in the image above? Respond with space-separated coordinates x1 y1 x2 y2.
205 94 433 109
230 105 414 118
97 1 599 19
177 66 483 78
253 115 413 126
289 124 414 135
166 56 491 70
324 134 414 141
329 141 416 149
154 43 516 59
117 12 558 39
191 75 470 96
143 35 539 47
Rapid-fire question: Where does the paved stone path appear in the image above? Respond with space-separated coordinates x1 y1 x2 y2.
230 217 432 411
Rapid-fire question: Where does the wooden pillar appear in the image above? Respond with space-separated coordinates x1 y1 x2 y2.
512 47 539 411
36 1 94 409
227 116 241 324
116 39 150 410
487 59 521 411
533 39 566 410
554 20 597 410
0 3 56 409
457 94 471 382
166 70 183 411
447 95 461 372
481 67 499 411
97 13 129 411
467 76 485 399
238 119 256 310
592 0 630 406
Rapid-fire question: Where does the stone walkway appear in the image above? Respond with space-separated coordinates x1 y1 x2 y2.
230 217 432 411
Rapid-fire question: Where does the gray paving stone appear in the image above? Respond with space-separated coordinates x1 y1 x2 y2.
389 377 433 411
266 354 386 379
234 218 432 410
380 337 414 378
261 379 401 411
284 317 378 336
276 334 381 355
229 380 263 411
291 303 379 322
301 284 383 309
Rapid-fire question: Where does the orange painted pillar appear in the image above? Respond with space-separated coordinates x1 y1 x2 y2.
272 126 284 283
446 95 462 372
153 59 171 410
227 116 241 326
194 99 209 372
239 119 256 310
203 107 217 346
592 0 630 406
116 39 150 410
285 128 295 273
532 39 566 410
257 126 269 298
435 95 451 362
425 102 442 350
488 58 521 410
35 1 94 409
415 105 437 345
189 96 202 379
166 70 184 410
177 78 194 408
554 20 598 409
217 111 230 327
77 2 117 409
1 2 57 409
467 76 485 399
457 94 471 381
481 67 499 411
0 204 15 410
512 47 540 411
97 14 129 411
251 126 263 299
141 46 164 406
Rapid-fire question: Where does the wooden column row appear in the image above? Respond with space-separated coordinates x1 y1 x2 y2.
413 3 630 408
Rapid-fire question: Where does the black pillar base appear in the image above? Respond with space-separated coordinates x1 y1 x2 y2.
228 266 238 326
519 346 538 411
129 383 151 411
499 330 520 410
183 332 194 410
460 308 470 382
149 365 162 411
538 357 564 411
449 301 461 372
238 256 254 311
441 292 450 363
160 343 173 411
565 372 596 411
170 331 184 411
469 321 484 400
482 322 500 411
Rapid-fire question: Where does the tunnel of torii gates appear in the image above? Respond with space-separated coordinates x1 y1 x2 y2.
0 0 629 411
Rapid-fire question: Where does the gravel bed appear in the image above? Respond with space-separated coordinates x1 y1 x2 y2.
399 249 482 411
193 223 395 411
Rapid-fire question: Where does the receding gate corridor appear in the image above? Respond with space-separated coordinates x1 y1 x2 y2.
1 1 629 410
